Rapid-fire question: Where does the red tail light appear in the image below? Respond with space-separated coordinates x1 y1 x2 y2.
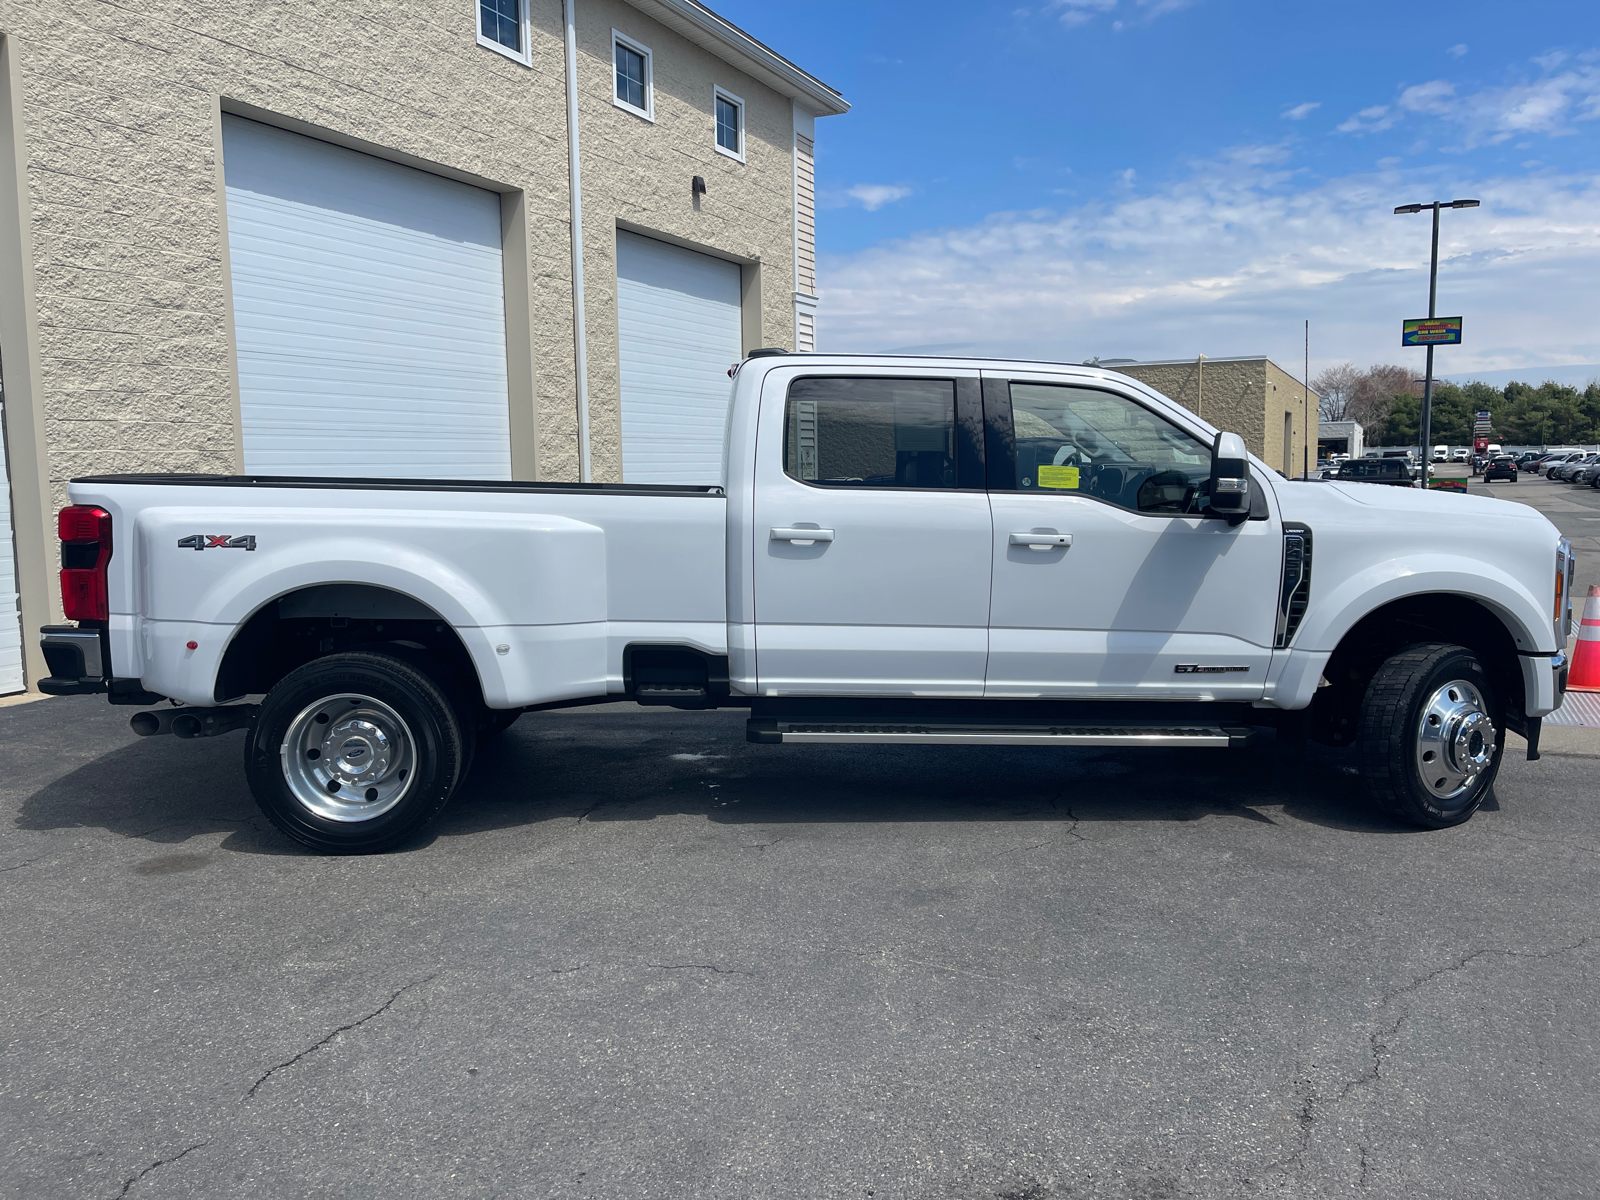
59 505 112 622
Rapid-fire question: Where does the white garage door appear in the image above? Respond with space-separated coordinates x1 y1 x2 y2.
617 231 742 485
223 117 512 479
0 384 23 694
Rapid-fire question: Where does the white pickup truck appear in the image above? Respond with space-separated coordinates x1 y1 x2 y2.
38 354 1573 852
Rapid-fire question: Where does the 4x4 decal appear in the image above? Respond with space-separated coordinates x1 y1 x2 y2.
178 534 257 551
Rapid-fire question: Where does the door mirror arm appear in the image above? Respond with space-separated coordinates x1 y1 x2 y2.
1208 431 1251 525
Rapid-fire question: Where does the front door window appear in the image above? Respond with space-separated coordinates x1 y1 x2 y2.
1008 382 1213 514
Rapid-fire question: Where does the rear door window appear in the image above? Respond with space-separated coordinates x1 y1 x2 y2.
784 377 963 489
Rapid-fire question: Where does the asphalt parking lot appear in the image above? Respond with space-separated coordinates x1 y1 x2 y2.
3 475 1599 1200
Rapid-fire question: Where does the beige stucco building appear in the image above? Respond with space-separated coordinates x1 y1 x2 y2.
1110 357 1319 479
0 0 846 691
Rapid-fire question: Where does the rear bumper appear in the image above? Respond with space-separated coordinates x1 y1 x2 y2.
37 625 165 704
38 625 106 694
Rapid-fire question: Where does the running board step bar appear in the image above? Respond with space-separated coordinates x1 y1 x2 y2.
746 720 1254 748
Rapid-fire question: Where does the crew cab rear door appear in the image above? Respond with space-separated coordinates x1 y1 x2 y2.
981 372 1280 699
750 367 991 695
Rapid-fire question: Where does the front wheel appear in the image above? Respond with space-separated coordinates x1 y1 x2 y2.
244 652 469 853
1358 643 1501 828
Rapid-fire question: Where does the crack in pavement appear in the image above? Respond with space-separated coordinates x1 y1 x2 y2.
1480 826 1600 858
1374 937 1592 1011
648 962 741 974
1262 937 1592 1187
114 1141 207 1198
0 859 38 872
245 974 436 1098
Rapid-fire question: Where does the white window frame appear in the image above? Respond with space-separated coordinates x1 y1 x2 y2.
611 30 655 122
713 86 746 163
476 0 532 67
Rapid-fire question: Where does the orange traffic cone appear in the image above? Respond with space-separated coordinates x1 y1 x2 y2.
1568 585 1600 692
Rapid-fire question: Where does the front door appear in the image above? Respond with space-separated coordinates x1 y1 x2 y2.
983 374 1281 699
751 370 992 695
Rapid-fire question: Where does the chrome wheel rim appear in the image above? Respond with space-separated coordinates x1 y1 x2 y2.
1414 679 1495 803
281 693 416 822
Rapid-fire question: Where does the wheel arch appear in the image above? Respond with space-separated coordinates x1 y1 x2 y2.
214 582 489 709
1311 591 1529 746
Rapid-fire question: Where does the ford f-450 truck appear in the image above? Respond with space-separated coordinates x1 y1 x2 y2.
37 354 1574 852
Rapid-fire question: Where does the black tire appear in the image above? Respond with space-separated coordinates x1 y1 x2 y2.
244 651 469 854
1358 642 1502 828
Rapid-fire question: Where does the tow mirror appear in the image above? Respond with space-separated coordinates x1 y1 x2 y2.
1208 431 1250 523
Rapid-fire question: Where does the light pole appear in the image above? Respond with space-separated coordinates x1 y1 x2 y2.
1394 198 1479 486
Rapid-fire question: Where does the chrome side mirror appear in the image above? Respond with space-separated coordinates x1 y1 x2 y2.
1209 431 1250 521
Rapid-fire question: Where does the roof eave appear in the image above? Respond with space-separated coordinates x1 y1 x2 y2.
622 0 850 116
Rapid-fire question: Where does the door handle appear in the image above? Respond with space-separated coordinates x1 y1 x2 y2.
1009 532 1072 551
771 527 834 545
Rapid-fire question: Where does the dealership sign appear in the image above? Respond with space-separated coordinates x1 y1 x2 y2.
1403 317 1463 346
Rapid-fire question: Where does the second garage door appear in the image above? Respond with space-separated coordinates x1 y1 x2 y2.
616 231 743 485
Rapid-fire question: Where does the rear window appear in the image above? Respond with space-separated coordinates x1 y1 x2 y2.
1339 460 1402 478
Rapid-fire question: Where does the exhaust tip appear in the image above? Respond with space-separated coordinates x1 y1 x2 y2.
170 713 203 739
129 711 164 736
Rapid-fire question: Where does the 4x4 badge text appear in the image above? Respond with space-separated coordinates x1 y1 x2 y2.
178 534 256 551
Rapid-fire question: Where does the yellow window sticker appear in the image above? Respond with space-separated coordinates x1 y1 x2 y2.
1037 465 1080 489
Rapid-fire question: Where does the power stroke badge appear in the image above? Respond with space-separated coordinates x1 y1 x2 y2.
177 535 257 551
1174 664 1250 674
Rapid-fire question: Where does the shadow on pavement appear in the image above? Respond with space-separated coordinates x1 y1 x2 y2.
14 707 1419 856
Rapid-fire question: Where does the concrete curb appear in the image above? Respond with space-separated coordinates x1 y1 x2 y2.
1509 726 1600 759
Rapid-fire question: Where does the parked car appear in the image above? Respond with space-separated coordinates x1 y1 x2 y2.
1483 455 1519 483
1553 454 1600 481
1540 452 1586 476
1452 449 1470 462
1572 460 1600 486
1335 458 1419 487
36 354 1572 847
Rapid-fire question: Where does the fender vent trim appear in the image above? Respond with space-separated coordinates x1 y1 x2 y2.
1276 524 1313 649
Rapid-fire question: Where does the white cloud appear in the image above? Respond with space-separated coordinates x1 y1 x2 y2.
1049 0 1116 27
1447 44 1468 59
1282 101 1321 120
1398 79 1456 115
1337 55 1600 147
1338 104 1396 134
1045 0 1192 28
1136 0 1195 15
814 154 1600 378
844 184 912 212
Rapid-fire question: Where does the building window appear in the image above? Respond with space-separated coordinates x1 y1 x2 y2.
478 0 531 66
714 87 745 162
612 31 653 120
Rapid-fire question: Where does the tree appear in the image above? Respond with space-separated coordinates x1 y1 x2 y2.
1313 362 1362 422
1379 393 1420 446
1354 364 1417 429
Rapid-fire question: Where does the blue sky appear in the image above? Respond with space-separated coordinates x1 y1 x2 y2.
715 0 1600 379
